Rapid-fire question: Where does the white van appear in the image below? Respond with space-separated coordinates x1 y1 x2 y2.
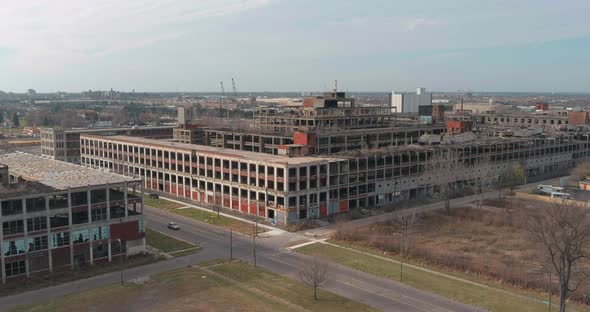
538 185 564 195
550 191 571 199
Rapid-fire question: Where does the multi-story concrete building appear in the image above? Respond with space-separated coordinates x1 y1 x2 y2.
389 88 432 113
41 126 175 163
253 92 395 133
69 92 590 225
80 134 335 225
0 153 144 283
80 131 588 225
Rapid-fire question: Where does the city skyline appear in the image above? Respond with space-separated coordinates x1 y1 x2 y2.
1 0 590 93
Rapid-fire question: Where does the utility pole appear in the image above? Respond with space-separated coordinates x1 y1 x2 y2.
117 239 123 285
252 223 257 267
399 233 403 282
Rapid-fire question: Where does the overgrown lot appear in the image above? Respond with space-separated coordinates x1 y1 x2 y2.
334 198 590 305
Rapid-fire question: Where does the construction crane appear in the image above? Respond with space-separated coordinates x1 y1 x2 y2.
220 81 225 119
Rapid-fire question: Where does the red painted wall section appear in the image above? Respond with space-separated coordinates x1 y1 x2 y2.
568 111 589 126
339 200 349 212
293 132 308 145
293 132 317 148
320 204 327 217
110 221 143 241
303 98 316 108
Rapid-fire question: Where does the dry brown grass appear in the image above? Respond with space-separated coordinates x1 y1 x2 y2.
334 198 590 305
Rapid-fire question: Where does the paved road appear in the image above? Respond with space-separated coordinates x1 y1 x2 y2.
0 205 482 312
146 206 483 312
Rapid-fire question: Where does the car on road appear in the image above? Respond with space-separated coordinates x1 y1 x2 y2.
167 222 180 230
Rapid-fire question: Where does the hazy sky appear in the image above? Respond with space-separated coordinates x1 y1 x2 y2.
1 0 590 93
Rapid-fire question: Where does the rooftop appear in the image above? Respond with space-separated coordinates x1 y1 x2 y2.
0 181 57 198
42 125 176 134
0 153 138 190
82 135 341 165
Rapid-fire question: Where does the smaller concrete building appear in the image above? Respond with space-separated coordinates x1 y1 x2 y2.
41 126 175 164
0 153 144 284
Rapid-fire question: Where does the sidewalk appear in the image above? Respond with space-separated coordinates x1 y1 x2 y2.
0 252 216 311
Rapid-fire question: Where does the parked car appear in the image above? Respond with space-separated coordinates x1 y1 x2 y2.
149 193 159 199
167 222 180 230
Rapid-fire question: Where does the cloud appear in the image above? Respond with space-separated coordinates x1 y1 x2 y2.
401 17 441 32
0 0 271 74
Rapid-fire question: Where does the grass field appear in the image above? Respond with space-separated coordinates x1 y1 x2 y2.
145 228 199 256
142 196 184 210
143 195 266 236
0 255 159 299
11 262 376 312
210 261 375 312
298 243 590 312
172 207 267 236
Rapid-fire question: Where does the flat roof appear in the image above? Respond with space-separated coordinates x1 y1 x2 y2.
0 153 138 190
42 125 176 134
0 181 58 198
82 135 340 165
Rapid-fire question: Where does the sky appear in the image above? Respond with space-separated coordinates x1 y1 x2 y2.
1 0 590 93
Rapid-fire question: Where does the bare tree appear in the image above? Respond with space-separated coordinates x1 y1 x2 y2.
527 199 590 312
428 148 465 215
502 163 526 194
112 108 131 126
395 211 419 256
473 158 497 218
299 258 328 300
394 211 419 282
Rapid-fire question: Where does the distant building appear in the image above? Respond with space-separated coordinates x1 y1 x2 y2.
177 106 196 126
447 120 473 134
22 127 40 137
536 102 549 111
40 126 175 164
389 88 432 113
26 89 36 98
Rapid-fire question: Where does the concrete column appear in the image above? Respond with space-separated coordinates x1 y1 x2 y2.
124 182 128 218
0 200 5 284
221 178 225 208
89 241 94 265
107 238 112 262
246 163 250 210
238 186 241 212
86 187 94 265
140 179 144 215
106 183 110 220
296 165 300 218
67 188 74 269
87 188 92 224
188 153 193 199
22 198 30 277
46 196 52 273
265 166 269 218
